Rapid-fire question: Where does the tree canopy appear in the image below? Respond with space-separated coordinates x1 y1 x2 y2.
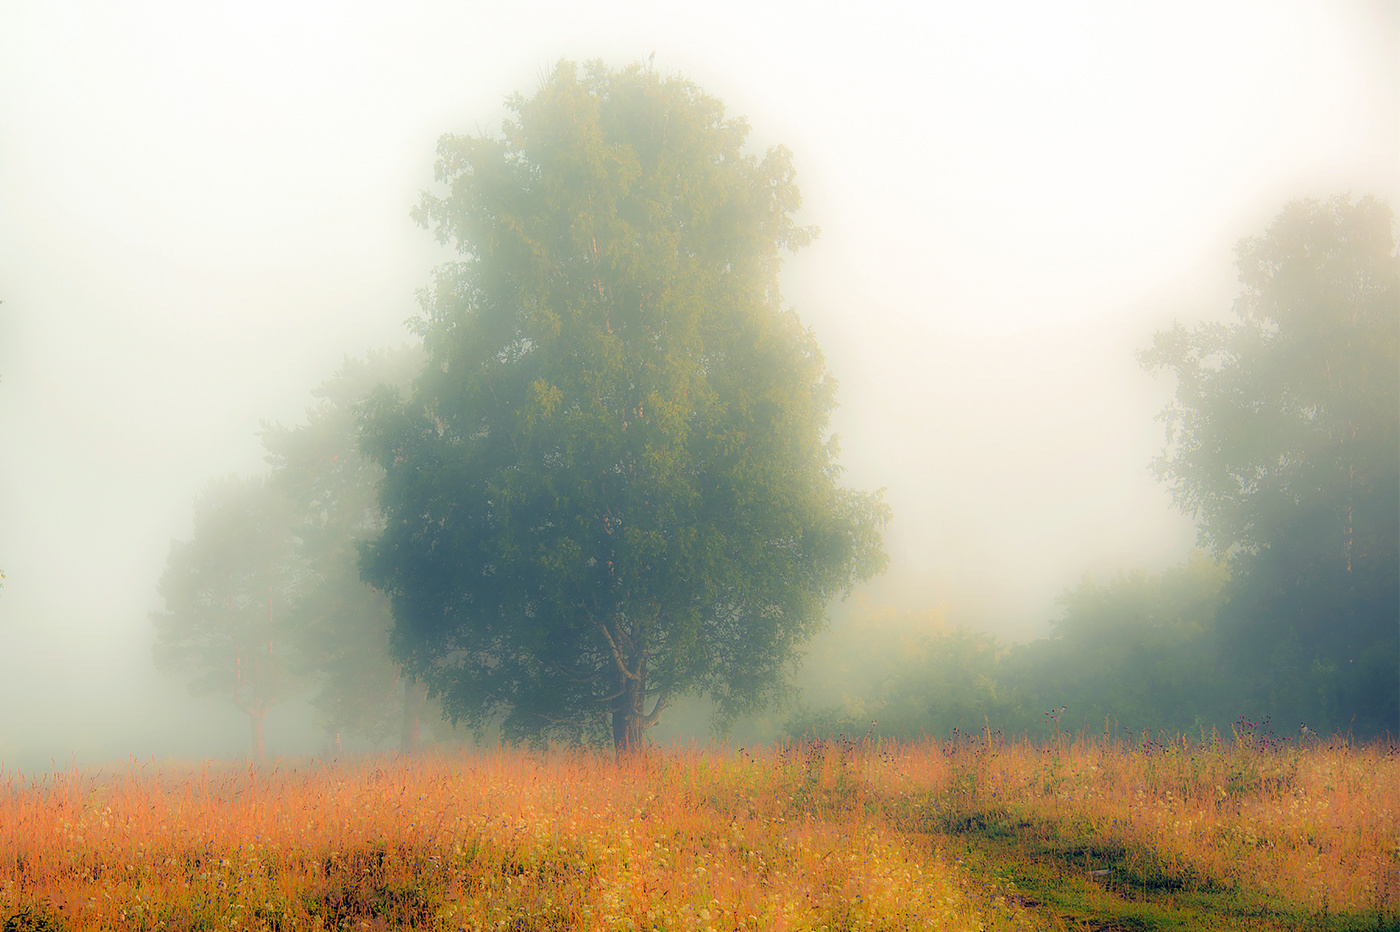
1140 195 1398 735
359 60 888 752
790 196 1396 745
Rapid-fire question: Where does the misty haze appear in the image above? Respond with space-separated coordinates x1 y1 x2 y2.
0 3 1394 772
1 4 1397 929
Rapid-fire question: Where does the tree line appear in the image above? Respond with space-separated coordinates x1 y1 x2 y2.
793 195 1398 743
149 60 1398 758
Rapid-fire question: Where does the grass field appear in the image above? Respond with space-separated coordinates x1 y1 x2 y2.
0 728 1395 931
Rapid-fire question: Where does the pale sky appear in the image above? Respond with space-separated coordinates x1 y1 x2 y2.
1 0 1395 764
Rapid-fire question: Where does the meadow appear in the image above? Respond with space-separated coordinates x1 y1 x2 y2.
0 727 1395 931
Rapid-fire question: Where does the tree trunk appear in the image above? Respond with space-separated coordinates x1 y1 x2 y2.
611 670 645 754
400 676 426 753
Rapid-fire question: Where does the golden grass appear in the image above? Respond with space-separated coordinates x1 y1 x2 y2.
0 733 1393 930
902 728 1400 916
0 745 1028 931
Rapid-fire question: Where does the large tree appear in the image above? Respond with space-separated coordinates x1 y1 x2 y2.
1140 195 1398 735
151 476 303 760
360 60 888 752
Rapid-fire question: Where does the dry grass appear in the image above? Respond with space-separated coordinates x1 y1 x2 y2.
901 726 1400 919
0 732 1394 930
0 745 1028 931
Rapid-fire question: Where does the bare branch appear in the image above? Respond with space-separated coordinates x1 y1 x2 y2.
642 691 669 728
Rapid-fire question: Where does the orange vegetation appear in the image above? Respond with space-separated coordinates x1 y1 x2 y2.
921 728 1400 914
0 733 1393 930
0 744 1027 931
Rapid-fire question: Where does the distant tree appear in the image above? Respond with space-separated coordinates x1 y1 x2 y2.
262 347 430 750
151 476 303 760
1001 552 1233 735
360 60 889 753
785 595 1009 741
1140 195 1399 735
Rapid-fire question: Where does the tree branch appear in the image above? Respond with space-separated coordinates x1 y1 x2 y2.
642 691 669 728
584 605 638 681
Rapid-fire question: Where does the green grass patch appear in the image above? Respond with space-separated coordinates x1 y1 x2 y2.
924 798 1400 932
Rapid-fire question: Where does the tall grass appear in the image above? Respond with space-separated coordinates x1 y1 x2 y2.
0 746 1027 931
900 723 1400 918
0 731 1393 930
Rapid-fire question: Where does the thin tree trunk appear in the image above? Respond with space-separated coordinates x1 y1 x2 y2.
603 620 654 755
611 668 644 754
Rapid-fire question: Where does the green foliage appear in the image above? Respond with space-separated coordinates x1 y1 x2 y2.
359 60 889 752
1141 195 1399 737
262 346 429 747
1004 553 1232 736
786 595 1010 740
152 347 458 755
1139 196 1398 559
150 475 302 758
790 554 1232 741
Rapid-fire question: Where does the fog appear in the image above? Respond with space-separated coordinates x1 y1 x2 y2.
1 1 1395 768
